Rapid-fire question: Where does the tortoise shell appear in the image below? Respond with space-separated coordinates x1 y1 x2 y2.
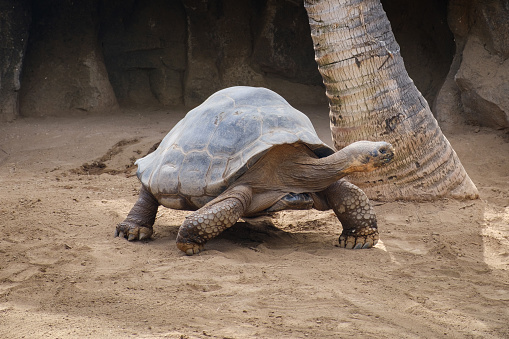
136 86 334 210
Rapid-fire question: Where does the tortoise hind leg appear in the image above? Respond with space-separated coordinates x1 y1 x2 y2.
176 185 252 255
315 179 379 249
116 185 159 241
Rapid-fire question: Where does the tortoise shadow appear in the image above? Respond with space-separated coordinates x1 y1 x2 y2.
220 220 292 244
154 215 344 253
215 218 340 252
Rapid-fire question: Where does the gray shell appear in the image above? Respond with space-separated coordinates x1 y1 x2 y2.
136 86 334 210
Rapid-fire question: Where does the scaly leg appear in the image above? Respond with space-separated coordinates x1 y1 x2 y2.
115 185 159 241
176 185 252 255
315 179 379 249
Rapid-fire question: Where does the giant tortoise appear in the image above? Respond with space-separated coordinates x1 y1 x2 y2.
116 86 394 255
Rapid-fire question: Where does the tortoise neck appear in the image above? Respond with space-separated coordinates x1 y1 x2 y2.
283 148 352 192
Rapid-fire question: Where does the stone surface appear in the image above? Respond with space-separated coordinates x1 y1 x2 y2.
0 0 507 125
19 0 118 117
438 0 509 129
456 36 509 128
469 0 509 59
100 0 187 106
0 0 30 122
98 0 326 108
181 0 326 107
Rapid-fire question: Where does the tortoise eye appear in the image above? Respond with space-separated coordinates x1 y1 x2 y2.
379 148 387 154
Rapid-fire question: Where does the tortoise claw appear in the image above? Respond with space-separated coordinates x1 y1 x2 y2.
177 241 204 256
362 242 372 249
116 221 153 241
139 231 150 241
339 227 379 249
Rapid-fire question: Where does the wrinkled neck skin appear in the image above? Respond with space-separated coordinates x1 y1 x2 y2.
280 146 357 193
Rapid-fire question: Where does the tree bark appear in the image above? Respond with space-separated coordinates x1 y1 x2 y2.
304 0 478 201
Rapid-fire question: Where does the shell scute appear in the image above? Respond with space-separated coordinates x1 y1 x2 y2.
207 110 263 156
152 149 185 195
205 157 229 195
178 151 212 197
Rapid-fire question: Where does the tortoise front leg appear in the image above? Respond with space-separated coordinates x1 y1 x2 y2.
316 179 379 249
176 185 252 255
116 185 159 241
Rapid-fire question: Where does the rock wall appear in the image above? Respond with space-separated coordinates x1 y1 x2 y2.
19 0 118 117
99 0 188 107
436 0 509 129
0 0 508 129
98 0 325 108
0 0 30 121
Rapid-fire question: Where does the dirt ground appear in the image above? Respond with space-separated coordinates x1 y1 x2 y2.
0 106 508 338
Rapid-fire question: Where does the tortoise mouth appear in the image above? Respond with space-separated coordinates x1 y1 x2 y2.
383 152 394 164
378 146 395 166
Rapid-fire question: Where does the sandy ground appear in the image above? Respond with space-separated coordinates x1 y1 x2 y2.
0 106 508 338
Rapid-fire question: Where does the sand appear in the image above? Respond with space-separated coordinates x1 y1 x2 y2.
0 106 508 338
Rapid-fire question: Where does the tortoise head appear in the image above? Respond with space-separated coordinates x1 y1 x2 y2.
340 140 395 173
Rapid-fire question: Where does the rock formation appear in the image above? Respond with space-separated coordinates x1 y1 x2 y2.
0 0 30 121
0 0 507 130
439 0 509 129
19 0 118 117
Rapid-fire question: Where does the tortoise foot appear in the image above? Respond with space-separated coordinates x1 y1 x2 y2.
339 226 379 249
115 220 153 241
176 241 204 256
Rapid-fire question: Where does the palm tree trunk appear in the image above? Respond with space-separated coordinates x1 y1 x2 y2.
304 0 478 201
